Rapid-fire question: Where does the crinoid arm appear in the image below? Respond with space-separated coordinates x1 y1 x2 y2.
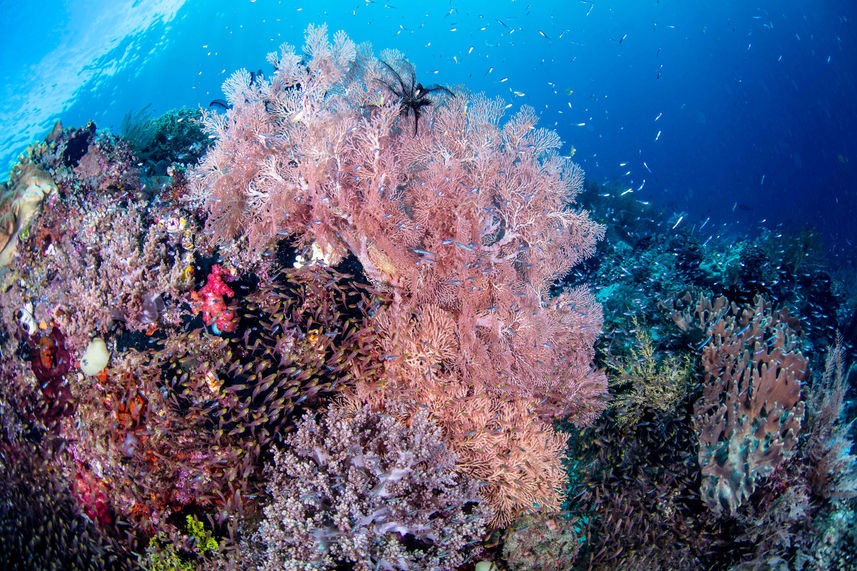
379 60 409 95
419 83 454 98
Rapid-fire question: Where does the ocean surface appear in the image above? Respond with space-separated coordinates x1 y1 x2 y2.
2 0 855 251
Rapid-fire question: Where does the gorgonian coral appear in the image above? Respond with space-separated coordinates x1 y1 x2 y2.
191 22 607 525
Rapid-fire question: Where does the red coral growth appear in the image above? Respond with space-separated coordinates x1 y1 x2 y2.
31 326 71 380
72 462 114 527
190 264 238 333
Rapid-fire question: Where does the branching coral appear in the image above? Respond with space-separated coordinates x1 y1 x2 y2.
256 403 489 570
607 320 693 430
1 132 203 353
803 336 857 503
348 303 568 526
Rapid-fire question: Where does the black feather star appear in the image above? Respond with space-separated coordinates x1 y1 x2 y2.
377 60 453 135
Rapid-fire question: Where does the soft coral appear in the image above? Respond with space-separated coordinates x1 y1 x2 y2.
190 264 238 334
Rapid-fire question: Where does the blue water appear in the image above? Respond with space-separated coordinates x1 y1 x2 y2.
1 0 855 249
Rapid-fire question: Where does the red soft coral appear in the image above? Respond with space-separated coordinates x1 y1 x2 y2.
190 264 237 333
72 461 114 527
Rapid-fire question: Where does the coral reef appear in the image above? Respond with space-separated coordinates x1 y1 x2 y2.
0 121 202 354
0 20 854 571
120 106 211 178
0 99 394 565
562 291 857 570
53 263 384 549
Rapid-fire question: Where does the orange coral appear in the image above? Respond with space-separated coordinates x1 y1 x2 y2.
348 304 566 525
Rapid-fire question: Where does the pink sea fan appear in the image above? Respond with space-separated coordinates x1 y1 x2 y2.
190 24 606 420
192 23 608 526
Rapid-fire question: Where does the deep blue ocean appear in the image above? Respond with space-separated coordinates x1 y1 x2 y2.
2 0 855 255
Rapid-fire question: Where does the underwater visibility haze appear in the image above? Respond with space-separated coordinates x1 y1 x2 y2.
1 1 856 570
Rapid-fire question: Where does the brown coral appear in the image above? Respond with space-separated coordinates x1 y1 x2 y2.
0 163 57 266
694 296 807 516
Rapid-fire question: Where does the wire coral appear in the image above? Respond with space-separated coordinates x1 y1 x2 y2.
803 336 857 503
256 403 489 571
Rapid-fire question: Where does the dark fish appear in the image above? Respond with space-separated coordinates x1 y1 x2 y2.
209 98 230 110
